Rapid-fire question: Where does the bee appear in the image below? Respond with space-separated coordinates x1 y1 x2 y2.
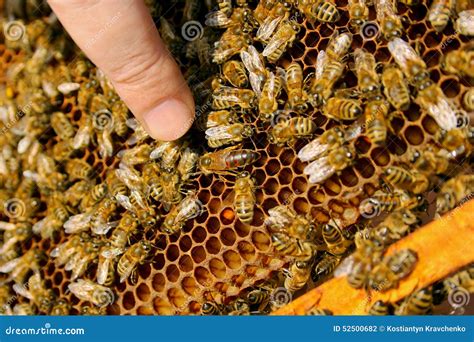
455 9 474 36
247 288 271 311
51 299 71 315
126 118 149 146
51 233 86 267
402 146 450 176
201 301 225 315
33 196 71 239
326 32 353 61
285 62 308 111
13 303 36 315
262 20 300 63
308 51 345 106
212 86 256 110
303 144 356 184
102 212 139 256
428 0 455 32
80 305 107 315
213 31 251 64
67 239 103 281
162 192 203 235
369 300 390 315
444 266 474 293
369 249 418 291
0 249 44 284
360 190 426 215
65 158 93 181
284 260 312 292
434 126 471 157
441 44 474 79
382 64 410 111
206 110 238 128
97 253 117 286
1 222 32 253
160 170 183 211
205 123 253 148
13 273 55 314
241 45 267 96
354 48 380 100
227 299 250 315
111 99 129 137
222 60 248 88
375 0 404 40
52 139 74 161
462 88 474 111
370 209 419 245
141 164 162 203
91 197 119 234
234 171 257 224
312 253 341 282
119 144 152 167
105 170 128 198
51 111 75 140
80 183 108 211
364 100 390 146
269 116 317 146
436 174 474 215
68 279 115 307
307 308 333 315
259 71 283 120
324 98 363 121
115 194 157 231
322 220 352 256
383 166 429 194
348 0 369 28
150 140 183 172
199 146 260 175
298 0 340 23
395 287 433 315
117 240 153 283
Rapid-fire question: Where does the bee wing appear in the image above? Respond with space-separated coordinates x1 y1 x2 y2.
388 38 425 75
256 16 283 41
456 10 474 35
265 206 293 229
344 121 364 141
119 260 136 283
98 131 114 158
213 86 241 103
58 82 80 95
97 256 112 285
115 166 142 190
64 213 92 234
205 125 234 139
330 32 353 59
32 217 48 235
150 141 171 160
0 257 20 273
266 72 276 99
101 247 123 258
0 221 16 230
334 255 355 277
115 194 134 212
205 10 232 27
427 97 458 131
72 122 92 149
298 138 329 162
92 220 118 235
304 156 336 184
12 283 33 300
262 35 286 58
17 135 33 154
374 0 396 20
315 50 327 81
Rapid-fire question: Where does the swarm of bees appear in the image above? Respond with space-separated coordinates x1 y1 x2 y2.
0 0 473 316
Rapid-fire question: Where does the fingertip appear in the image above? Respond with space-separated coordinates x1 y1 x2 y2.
142 98 195 141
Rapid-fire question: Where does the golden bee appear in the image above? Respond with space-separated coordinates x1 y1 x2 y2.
201 301 225 315
68 279 115 307
297 0 340 23
322 220 352 256
436 174 474 215
441 44 474 79
160 170 184 212
14 272 55 314
360 189 427 216
206 110 238 128
234 171 257 224
227 299 251 315
375 0 404 40
348 0 369 27
285 61 308 111
324 97 363 122
240 45 268 96
313 253 341 282
269 116 317 146
259 71 283 120
50 111 75 141
65 158 93 181
383 165 429 194
117 240 153 283
369 209 419 245
162 192 203 235
369 249 418 291
284 260 312 292
307 308 333 315
428 0 455 32
102 212 139 256
0 249 44 285
262 20 300 63
395 287 433 315
213 31 251 64
455 9 474 36
462 88 474 111
80 182 108 211
382 64 411 111
402 146 451 176
222 60 248 88
354 48 380 100
364 99 390 146
199 146 260 175
368 300 390 315
212 85 256 110
205 123 253 148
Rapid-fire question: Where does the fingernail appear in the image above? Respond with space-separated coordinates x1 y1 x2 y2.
142 98 194 141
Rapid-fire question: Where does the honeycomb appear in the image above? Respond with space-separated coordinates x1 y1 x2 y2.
0 0 472 315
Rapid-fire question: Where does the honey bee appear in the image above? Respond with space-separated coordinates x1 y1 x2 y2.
118 144 152 168
206 110 238 128
66 239 102 281
51 111 75 141
324 97 363 121
383 166 429 194
259 71 283 120
159 170 183 212
368 300 390 315
199 146 260 175
115 194 157 230
284 260 312 292
105 170 128 198
51 233 86 267
375 0 404 40
117 240 153 283
381 64 410 111
402 146 451 176
51 299 71 316
262 20 300 63
205 123 253 148
348 0 369 27
110 100 129 137
65 158 93 181
125 118 149 146
0 222 32 254
297 0 340 23
360 190 426 215
241 45 267 96
102 212 139 257
33 195 71 239
247 288 271 311
307 308 333 315
97 252 116 286
13 272 55 314
441 44 474 78
234 171 256 224
354 48 380 99
369 249 418 291
364 99 390 146
201 301 225 315
462 88 474 111
444 266 474 293
285 62 308 111
91 197 119 234
369 209 419 245
12 303 35 315
222 60 248 88
269 116 317 146
80 305 107 315
455 9 474 36
162 192 203 234
213 31 251 64
322 220 352 256
212 86 256 110
326 32 353 61
80 183 108 211
52 139 74 161
68 279 115 307
395 287 433 315
0 248 43 284
308 51 345 106
150 140 184 172
227 299 251 315
436 174 474 215
428 0 455 32
312 253 341 282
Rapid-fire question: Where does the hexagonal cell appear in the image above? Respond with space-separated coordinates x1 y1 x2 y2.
178 235 192 253
219 207 235 225
206 217 221 234
209 258 227 279
136 283 151 302
178 255 194 273
122 291 136 311
167 287 187 308
222 250 242 270
165 264 180 283
153 297 174 315
194 266 213 287
370 147 391 167
191 226 207 243
404 125 425 145
251 231 271 252
181 276 198 296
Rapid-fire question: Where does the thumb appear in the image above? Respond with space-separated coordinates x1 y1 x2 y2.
48 0 195 141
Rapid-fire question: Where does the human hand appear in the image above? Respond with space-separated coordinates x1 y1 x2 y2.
48 0 195 141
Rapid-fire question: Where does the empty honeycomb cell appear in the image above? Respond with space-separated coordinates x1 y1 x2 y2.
72 110 82 122
178 255 194 273
354 137 371 155
262 197 278 212
425 32 440 48
387 135 408 155
136 283 151 302
206 216 221 234
323 177 342 196
254 168 267 184
340 168 359 187
251 231 271 252
208 198 221 215
209 258 227 279
191 226 207 243
167 287 187 308
265 159 281 176
191 246 207 264
404 104 421 122
374 47 390 62
293 197 310 215
278 187 293 205
153 297 174 315
205 236 222 255
292 41 306 59
235 219 251 238
292 176 307 194
137 305 154 315
166 244 180 262
138 263 152 279
219 207 235 225
308 186 325 205
122 291 136 310
421 115 439 135
178 235 192 253
370 147 391 167
263 178 279 195
441 79 461 98
198 175 212 189
405 125 425 146
443 36 460 53
181 277 198 297
195 209 209 224
237 241 256 262
304 31 319 47
210 181 225 197
354 158 375 179
220 228 237 247
292 156 307 175
194 266 213 287
222 250 242 270
362 40 376 54
165 264 180 283
277 168 293 185
53 272 63 286
153 253 166 270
